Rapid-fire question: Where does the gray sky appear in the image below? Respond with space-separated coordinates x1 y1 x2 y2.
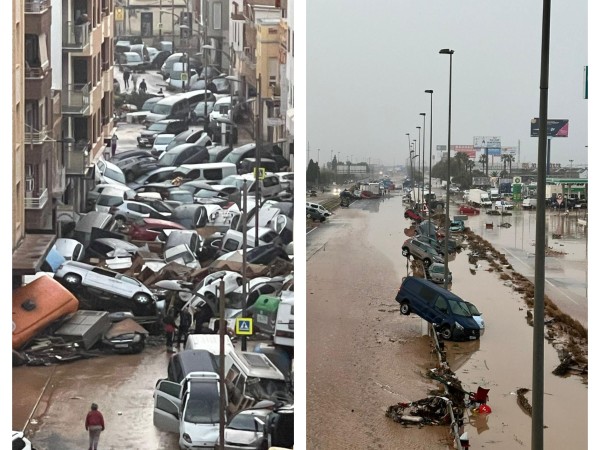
306 0 588 169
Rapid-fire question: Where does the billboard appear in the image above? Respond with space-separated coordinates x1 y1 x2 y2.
530 118 569 137
502 146 517 155
473 136 501 150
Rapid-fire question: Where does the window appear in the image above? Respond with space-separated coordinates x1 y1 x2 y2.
213 2 222 30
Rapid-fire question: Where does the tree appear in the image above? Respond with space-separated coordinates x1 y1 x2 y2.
454 152 469 176
306 159 320 185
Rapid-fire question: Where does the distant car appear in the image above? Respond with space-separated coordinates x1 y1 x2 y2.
127 217 187 241
426 262 453 284
307 206 326 222
459 204 480 215
216 402 275 450
190 101 215 124
137 120 188 148
449 220 465 232
401 237 444 267
54 261 160 316
404 208 425 222
127 167 177 190
150 133 176 158
118 51 147 72
306 202 332 217
110 199 174 224
494 200 514 211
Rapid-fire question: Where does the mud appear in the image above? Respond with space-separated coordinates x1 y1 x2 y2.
306 192 587 449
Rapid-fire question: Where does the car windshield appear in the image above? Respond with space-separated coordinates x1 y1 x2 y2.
154 135 174 145
104 167 126 184
148 122 168 132
228 412 268 431
194 102 215 115
245 378 289 402
449 300 472 318
466 303 481 316
150 104 173 115
97 195 124 207
141 99 159 111
222 152 243 165
183 382 220 424
158 152 179 166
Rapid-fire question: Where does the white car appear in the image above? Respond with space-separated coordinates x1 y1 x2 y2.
151 133 176 158
306 202 332 217
54 261 159 316
12 431 33 450
275 172 294 192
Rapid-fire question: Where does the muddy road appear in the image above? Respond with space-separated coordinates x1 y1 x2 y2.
306 192 587 449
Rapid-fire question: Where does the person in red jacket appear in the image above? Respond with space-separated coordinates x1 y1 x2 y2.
85 403 105 450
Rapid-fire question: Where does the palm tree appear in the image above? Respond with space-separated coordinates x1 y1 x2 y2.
454 152 469 175
507 154 515 175
478 154 487 172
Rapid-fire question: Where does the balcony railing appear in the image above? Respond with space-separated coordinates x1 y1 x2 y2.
24 188 49 210
65 140 91 175
62 83 91 115
63 22 90 50
25 0 50 13
24 124 49 144
25 65 50 78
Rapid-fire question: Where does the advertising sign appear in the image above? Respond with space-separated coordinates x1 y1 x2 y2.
473 136 501 150
512 184 523 202
502 146 517 155
530 118 569 137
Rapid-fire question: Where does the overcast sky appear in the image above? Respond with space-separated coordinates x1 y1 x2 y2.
306 0 589 170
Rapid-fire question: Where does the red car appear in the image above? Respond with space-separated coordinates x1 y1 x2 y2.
404 208 425 222
127 217 186 241
459 204 480 215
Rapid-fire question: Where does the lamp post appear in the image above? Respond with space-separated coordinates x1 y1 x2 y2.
425 90 433 224
412 139 417 202
405 133 411 190
420 112 426 210
416 126 422 206
439 48 454 290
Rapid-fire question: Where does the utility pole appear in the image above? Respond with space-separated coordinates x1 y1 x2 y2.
254 73 262 247
241 181 248 351
218 277 226 450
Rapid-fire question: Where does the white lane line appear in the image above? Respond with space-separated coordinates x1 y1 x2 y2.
501 247 580 305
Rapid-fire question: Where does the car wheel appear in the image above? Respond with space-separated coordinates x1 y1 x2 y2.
63 273 82 286
400 301 410 315
401 247 410 257
440 325 453 340
423 258 432 268
133 293 151 304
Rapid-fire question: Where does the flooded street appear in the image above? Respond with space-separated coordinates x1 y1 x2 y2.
307 192 587 449
13 342 180 449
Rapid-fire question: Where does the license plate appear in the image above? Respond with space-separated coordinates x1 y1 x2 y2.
114 343 130 348
469 336 477 340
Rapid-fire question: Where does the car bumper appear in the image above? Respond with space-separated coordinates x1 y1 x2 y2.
137 137 153 147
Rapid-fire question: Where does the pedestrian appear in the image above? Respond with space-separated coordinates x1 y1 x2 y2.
131 72 139 92
193 303 213 334
85 402 105 450
122 68 130 90
163 308 177 352
110 133 118 158
177 308 192 347
139 78 147 94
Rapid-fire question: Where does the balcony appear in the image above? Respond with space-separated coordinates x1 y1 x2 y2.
63 22 90 51
62 83 91 115
25 188 49 210
25 65 52 100
25 0 50 13
25 125 49 145
65 141 91 176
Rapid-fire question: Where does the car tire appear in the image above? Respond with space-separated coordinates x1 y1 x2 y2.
401 247 410 257
440 325 453 340
63 273 82 286
400 301 410 315
133 293 151 304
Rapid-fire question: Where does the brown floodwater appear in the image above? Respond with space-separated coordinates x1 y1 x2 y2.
307 191 587 449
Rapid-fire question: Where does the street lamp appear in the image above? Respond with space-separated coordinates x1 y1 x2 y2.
439 48 454 289
412 139 417 201
416 126 422 205
425 90 433 224
405 133 411 191
420 112 426 210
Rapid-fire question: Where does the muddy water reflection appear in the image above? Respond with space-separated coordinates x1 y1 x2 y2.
365 194 587 449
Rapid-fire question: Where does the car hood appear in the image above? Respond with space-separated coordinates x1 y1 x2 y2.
223 429 261 447
455 315 481 330
181 422 219 446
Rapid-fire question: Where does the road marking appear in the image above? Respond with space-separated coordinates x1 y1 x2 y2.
501 247 580 305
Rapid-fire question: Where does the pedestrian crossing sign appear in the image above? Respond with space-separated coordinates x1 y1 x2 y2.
235 318 253 335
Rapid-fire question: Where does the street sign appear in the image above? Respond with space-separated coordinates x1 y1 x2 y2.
235 318 253 335
180 73 188 82
530 118 569 137
114 7 124 21
253 167 266 180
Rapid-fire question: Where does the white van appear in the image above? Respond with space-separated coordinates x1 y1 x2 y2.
171 162 237 183
273 293 294 347
306 202 332 217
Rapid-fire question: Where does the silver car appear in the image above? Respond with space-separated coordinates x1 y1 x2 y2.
401 237 444 267
217 402 275 450
54 261 158 315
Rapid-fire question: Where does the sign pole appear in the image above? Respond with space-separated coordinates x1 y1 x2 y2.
546 138 551 174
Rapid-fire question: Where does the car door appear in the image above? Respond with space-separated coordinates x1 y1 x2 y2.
153 380 183 434
431 295 450 325
127 202 151 220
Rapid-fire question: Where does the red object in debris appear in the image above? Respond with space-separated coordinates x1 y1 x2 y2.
478 404 492 414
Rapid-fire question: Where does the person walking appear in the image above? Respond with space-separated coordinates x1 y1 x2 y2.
85 403 105 450
110 133 118 158
122 67 130 90
163 308 177 352
131 72 139 92
177 308 192 347
139 78 147 94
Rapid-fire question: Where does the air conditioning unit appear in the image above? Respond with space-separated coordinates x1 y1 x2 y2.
513 176 522 184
